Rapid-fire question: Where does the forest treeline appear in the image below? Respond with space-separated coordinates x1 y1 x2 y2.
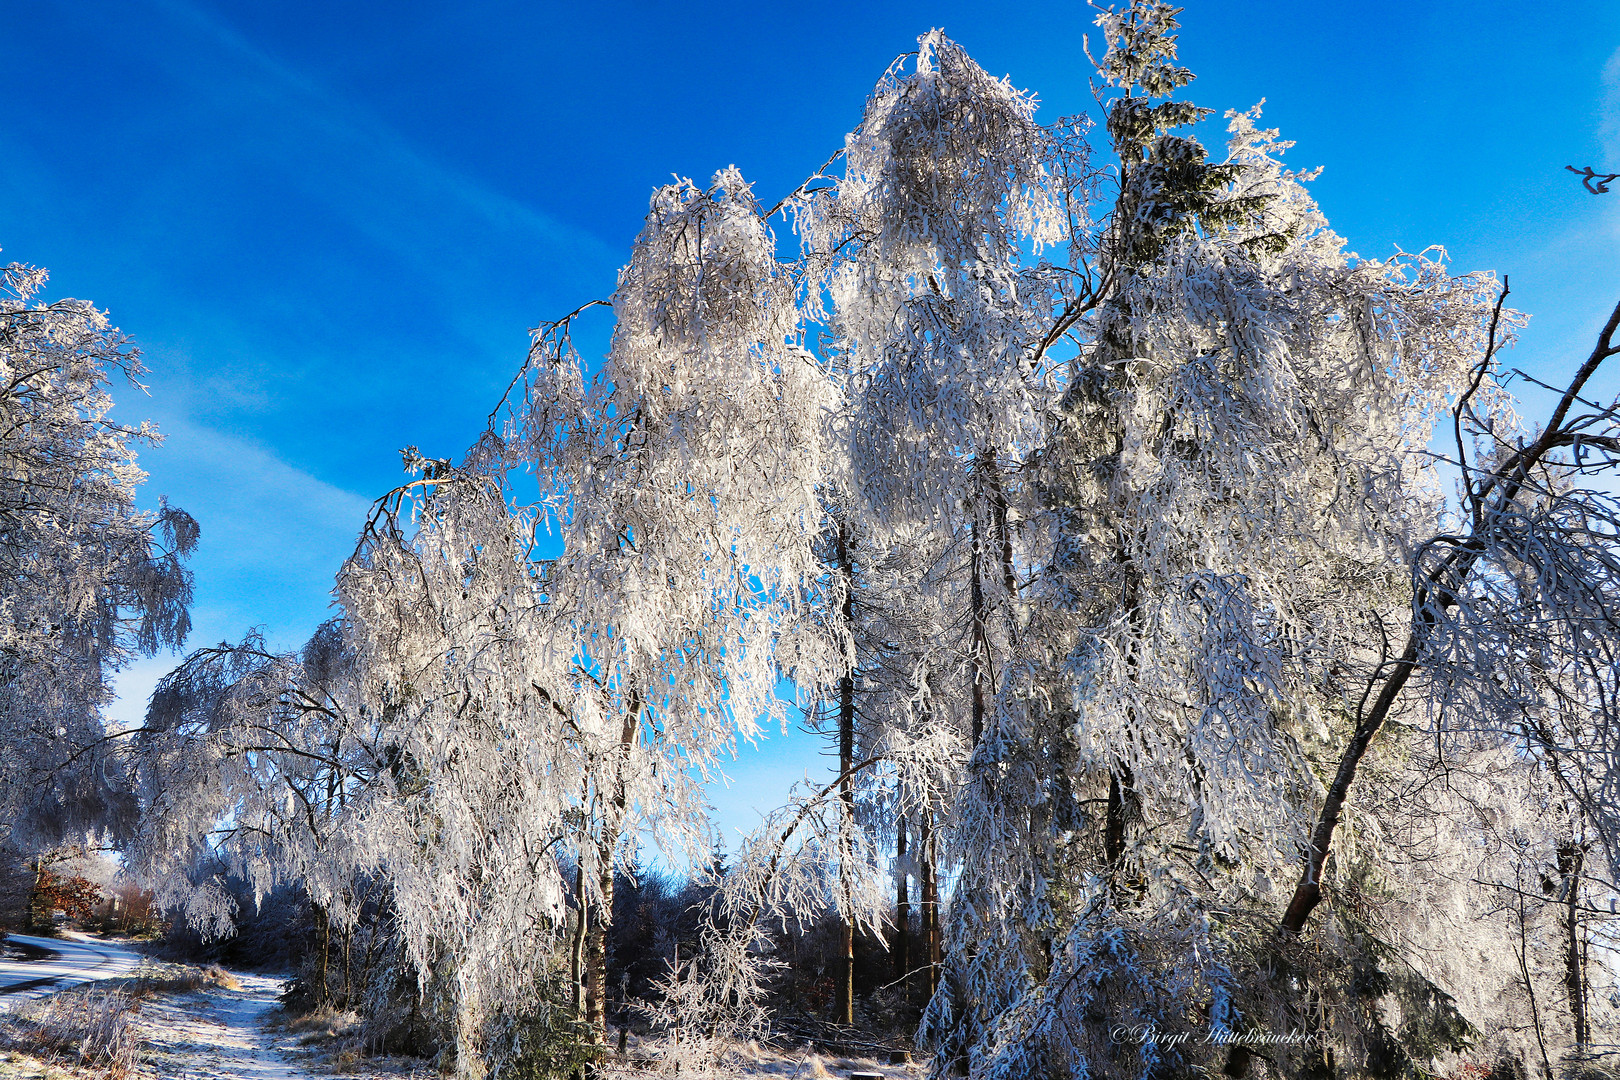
5 3 1620 1079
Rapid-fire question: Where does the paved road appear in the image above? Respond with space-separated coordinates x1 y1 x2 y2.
0 931 142 1002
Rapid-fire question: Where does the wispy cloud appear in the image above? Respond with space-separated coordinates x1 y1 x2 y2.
147 414 374 640
108 413 375 725
1602 44 1620 171
147 0 620 292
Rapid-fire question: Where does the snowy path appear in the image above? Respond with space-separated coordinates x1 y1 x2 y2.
135 972 309 1080
0 932 142 1001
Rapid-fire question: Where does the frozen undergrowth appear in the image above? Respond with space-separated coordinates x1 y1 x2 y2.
1 964 427 1080
0 958 924 1080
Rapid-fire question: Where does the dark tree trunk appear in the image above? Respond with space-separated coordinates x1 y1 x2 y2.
895 814 910 987
970 518 988 748
1281 635 1420 936
1104 765 1135 867
835 527 856 1027
984 450 1018 602
313 901 332 1007
921 812 941 997
340 895 354 1007
570 864 588 1023
26 857 46 934
587 694 640 1043
1560 841 1589 1048
586 863 612 1042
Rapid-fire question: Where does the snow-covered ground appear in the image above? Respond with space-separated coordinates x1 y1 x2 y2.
136 971 306 1080
645 1044 924 1079
130 976 917 1080
135 971 432 1080
0 937 920 1080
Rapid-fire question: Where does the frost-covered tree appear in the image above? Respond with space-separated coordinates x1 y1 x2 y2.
128 7 1620 1080
129 623 372 972
907 8 1620 1080
0 256 195 853
763 31 1080 1038
135 168 843 1077
665 5 1620 1079
134 468 587 1077
482 166 843 1045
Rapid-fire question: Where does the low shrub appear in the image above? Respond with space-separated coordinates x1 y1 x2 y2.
0 984 142 1079
134 962 240 996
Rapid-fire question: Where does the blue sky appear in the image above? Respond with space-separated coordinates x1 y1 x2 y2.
3 0 1618 845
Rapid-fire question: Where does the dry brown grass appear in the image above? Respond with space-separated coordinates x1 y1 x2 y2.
0 986 141 1079
0 961 247 1079
128 962 239 998
0 1047 106 1078
281 1003 360 1046
797 1053 832 1079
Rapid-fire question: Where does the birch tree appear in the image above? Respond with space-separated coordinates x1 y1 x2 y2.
778 31 1078 1038
129 622 371 962
484 166 843 1043
136 166 843 1076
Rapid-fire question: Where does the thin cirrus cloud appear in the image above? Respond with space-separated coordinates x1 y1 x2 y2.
2 0 621 480
144 0 619 290
105 411 376 730
1603 45 1620 170
148 414 375 636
